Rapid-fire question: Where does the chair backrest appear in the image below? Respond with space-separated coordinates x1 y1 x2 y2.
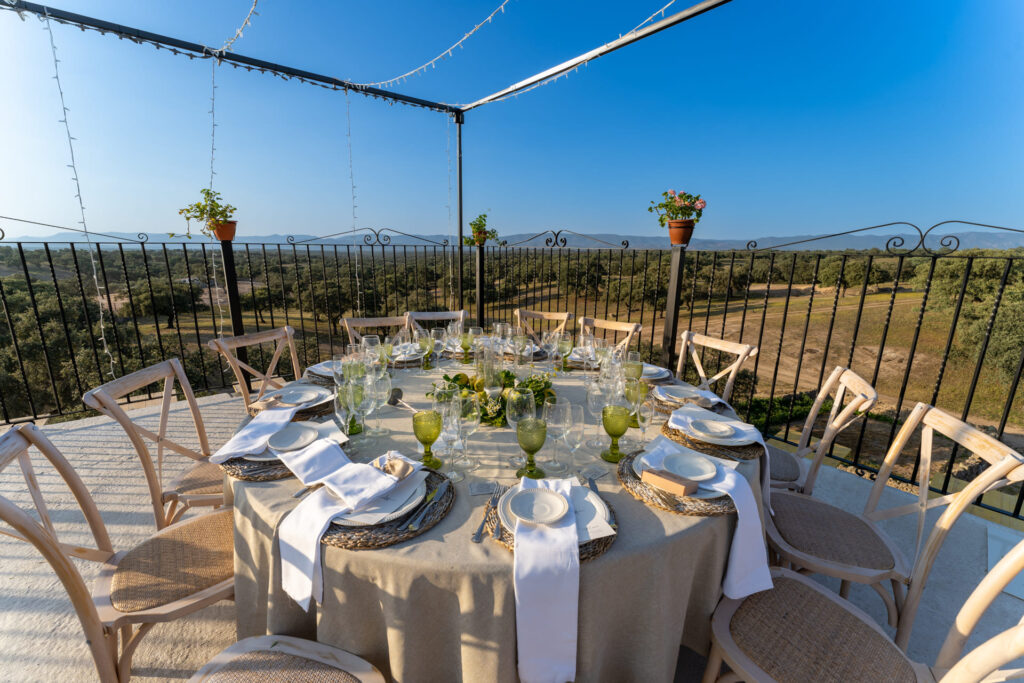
0 424 117 681
407 310 467 332
578 316 640 353
82 358 211 529
208 326 301 412
514 308 573 345
674 331 759 403
342 315 410 344
865 403 1024 650
793 366 879 494
935 537 1024 682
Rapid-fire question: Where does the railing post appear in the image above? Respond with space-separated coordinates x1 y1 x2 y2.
220 239 250 393
475 245 485 327
661 246 686 369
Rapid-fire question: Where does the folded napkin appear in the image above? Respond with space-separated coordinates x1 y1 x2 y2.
392 342 423 361
514 478 580 683
706 465 774 598
654 383 727 410
668 404 773 514
210 405 302 463
279 450 424 610
639 435 738 475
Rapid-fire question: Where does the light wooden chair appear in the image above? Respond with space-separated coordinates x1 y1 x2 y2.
82 358 221 530
578 316 640 353
766 403 1024 634
0 423 234 682
207 326 301 414
768 366 878 493
342 315 410 344
703 530 1024 683
190 635 385 682
407 309 468 332
675 331 758 403
514 308 574 345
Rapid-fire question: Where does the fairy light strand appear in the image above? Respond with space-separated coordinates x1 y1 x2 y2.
206 58 228 339
214 0 258 55
344 89 365 316
43 11 117 379
445 117 455 309
354 0 512 88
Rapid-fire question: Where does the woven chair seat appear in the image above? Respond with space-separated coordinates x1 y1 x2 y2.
768 445 801 482
771 493 895 570
730 576 917 683
205 650 361 683
174 460 224 496
111 508 234 613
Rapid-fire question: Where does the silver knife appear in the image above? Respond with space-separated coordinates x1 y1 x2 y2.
472 484 503 543
407 479 451 532
587 477 600 495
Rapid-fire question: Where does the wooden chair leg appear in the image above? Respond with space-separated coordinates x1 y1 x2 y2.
116 622 155 682
701 641 725 683
839 580 851 599
870 581 899 628
891 578 906 611
166 501 188 526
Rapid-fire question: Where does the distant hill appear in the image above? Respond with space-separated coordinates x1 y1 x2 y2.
16 229 1024 252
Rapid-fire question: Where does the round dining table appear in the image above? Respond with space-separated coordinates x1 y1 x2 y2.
228 364 762 683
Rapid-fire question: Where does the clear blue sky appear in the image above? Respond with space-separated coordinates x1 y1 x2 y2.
2 0 1022 241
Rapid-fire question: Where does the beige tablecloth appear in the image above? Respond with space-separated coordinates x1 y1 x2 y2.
230 366 761 682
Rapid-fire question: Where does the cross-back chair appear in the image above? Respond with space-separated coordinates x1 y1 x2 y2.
578 316 640 353
513 308 573 345
0 423 234 682
766 403 1024 636
675 331 758 403
704 519 1024 683
208 325 301 414
342 315 410 345
82 358 220 530
769 366 878 493
407 309 467 332
190 635 385 682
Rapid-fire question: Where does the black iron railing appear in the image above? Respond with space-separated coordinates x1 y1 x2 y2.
1 224 1022 519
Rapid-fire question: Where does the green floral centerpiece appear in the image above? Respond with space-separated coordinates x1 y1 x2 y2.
428 371 554 427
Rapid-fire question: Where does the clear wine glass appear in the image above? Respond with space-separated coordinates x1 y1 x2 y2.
437 398 464 482
365 374 392 436
585 380 608 450
543 397 570 476
563 404 585 480
458 393 482 472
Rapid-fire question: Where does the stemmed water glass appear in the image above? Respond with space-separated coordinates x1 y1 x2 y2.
624 351 644 381
516 415 547 479
540 331 557 372
430 328 446 370
345 379 376 441
585 380 608 450
621 378 648 451
413 409 443 470
637 400 655 448
361 335 380 362
459 330 474 364
364 373 392 436
437 397 464 481
563 404 585 479
457 393 482 473
505 388 535 468
556 333 574 372
542 397 571 476
601 393 632 463
414 328 433 372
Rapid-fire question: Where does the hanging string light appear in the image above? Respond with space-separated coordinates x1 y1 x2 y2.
344 89 365 316
206 58 228 339
354 0 513 89
445 116 455 310
42 10 117 379
214 0 259 56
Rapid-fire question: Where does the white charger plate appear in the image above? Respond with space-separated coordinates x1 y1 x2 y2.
676 414 757 447
307 360 343 378
654 384 702 404
265 384 332 406
642 363 671 380
498 485 610 538
242 420 345 462
331 480 427 527
268 423 319 452
689 418 737 439
508 488 569 525
632 452 726 500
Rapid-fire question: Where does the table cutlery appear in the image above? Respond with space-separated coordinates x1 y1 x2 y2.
587 477 600 496
472 484 505 543
406 479 450 532
398 481 441 531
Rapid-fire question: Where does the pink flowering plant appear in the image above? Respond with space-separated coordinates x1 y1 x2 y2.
648 190 707 227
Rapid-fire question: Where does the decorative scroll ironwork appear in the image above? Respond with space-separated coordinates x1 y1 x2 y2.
745 220 1024 256
286 227 449 247
506 229 629 249
0 215 148 242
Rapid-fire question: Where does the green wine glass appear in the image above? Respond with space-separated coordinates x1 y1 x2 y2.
557 333 574 372
516 416 548 479
624 351 643 381
413 410 443 470
459 332 473 364
601 404 631 463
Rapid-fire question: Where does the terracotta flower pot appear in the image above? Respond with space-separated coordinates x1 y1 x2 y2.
212 220 237 241
667 219 695 246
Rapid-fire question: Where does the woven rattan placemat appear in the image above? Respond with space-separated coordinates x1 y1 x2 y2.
483 490 618 562
304 371 334 388
617 451 735 517
219 457 294 482
321 471 454 550
660 423 763 461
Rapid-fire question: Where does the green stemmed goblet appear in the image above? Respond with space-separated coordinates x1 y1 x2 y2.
413 410 443 470
601 404 631 463
460 332 473 364
557 333 574 372
515 416 548 479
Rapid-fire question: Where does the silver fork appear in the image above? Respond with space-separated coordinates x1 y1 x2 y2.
491 484 511 539
472 484 505 543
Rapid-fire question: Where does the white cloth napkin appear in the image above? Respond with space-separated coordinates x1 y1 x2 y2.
279 450 424 610
209 405 302 463
514 478 580 683
638 437 771 598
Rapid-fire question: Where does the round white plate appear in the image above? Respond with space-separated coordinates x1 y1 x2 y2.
689 418 736 439
268 423 319 452
331 480 427 527
642 364 671 380
655 384 702 403
307 360 343 378
498 485 610 537
677 417 756 446
632 454 726 499
266 384 332 406
508 488 569 525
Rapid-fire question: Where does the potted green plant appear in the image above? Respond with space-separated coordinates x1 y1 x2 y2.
462 213 506 247
177 189 238 241
648 190 706 246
